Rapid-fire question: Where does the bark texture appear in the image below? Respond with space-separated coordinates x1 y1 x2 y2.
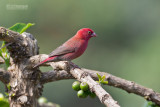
0 27 42 107
0 68 10 84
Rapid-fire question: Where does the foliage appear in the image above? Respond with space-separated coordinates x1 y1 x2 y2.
96 73 108 85
144 101 160 107
0 41 10 68
8 23 34 34
0 93 9 107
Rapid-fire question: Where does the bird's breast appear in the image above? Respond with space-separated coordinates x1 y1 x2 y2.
63 40 89 60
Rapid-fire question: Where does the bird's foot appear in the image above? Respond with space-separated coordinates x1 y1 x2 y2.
69 62 81 69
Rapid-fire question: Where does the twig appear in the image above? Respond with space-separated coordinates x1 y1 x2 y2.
83 68 160 105
40 70 73 84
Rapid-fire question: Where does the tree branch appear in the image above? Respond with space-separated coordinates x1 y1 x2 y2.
40 70 73 84
83 69 160 105
33 53 160 105
72 68 120 107
30 55 120 107
0 68 10 84
51 61 120 107
0 27 24 43
0 27 39 61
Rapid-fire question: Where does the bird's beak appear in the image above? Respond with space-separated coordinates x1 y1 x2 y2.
91 32 97 37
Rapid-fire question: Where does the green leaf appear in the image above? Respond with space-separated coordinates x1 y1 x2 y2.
144 101 160 107
101 75 106 81
4 56 10 68
96 73 102 81
9 23 26 33
20 23 35 34
0 49 3 58
1 41 7 53
101 81 108 85
9 23 34 34
11 93 15 97
0 41 10 68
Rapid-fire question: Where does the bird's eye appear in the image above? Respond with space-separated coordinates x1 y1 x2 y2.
88 31 92 34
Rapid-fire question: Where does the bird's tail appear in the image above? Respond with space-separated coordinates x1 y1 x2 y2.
33 56 55 68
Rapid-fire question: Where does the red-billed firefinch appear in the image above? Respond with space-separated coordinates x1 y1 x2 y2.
33 28 96 68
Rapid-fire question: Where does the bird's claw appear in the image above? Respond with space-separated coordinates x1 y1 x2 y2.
70 62 81 69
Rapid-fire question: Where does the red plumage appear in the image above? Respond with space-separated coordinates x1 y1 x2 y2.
33 28 96 68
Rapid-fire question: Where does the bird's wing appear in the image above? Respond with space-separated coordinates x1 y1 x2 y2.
49 45 76 57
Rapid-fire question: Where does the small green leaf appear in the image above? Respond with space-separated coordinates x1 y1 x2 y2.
11 93 15 97
101 81 108 84
1 41 7 53
96 73 102 81
96 73 108 85
9 23 34 34
4 57 10 68
144 101 160 107
0 50 3 58
101 75 106 81
0 41 10 69
20 23 35 34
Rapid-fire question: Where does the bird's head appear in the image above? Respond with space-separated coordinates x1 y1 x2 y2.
76 28 97 40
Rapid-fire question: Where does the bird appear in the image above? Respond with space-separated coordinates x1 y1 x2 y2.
33 28 96 68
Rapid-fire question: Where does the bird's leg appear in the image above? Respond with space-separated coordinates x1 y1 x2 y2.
69 61 81 69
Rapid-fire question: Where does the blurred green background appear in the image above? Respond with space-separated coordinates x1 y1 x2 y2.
0 0 160 107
